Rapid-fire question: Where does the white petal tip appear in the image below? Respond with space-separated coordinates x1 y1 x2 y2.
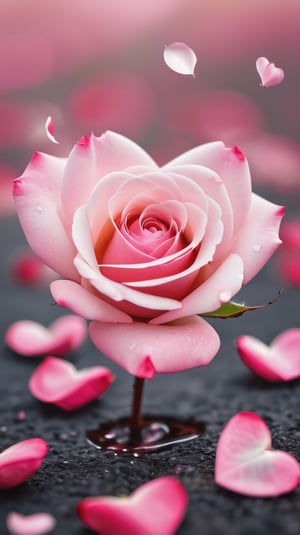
45 116 59 144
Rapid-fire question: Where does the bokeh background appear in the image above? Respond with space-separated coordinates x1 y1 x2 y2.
1 0 300 259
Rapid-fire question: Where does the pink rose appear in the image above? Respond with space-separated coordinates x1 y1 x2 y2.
14 131 283 378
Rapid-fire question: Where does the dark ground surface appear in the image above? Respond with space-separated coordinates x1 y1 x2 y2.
1 215 300 535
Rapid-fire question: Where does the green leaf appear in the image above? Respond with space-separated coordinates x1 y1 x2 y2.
201 289 283 319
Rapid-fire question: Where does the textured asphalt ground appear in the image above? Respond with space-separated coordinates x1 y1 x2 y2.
1 215 300 535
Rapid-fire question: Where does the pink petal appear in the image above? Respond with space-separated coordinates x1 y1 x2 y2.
164 42 197 76
13 152 79 281
50 279 132 323
165 141 252 236
236 329 300 381
74 252 182 316
61 131 157 226
5 315 87 357
167 163 234 259
232 194 283 284
215 412 300 497
89 315 220 378
256 57 284 87
29 356 114 411
44 116 59 144
7 512 56 535
77 476 188 535
0 438 48 489
151 253 244 324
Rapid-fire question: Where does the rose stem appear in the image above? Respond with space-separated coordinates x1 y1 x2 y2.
129 377 145 441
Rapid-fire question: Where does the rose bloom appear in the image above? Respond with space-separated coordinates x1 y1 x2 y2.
14 132 283 378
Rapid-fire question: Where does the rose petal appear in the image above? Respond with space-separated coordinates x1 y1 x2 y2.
167 164 234 258
151 253 244 324
232 194 283 284
256 57 284 87
89 315 220 378
13 152 79 281
164 42 197 76
215 412 300 497
77 476 188 535
165 142 252 235
44 116 59 144
7 512 56 535
29 356 114 410
5 315 87 356
236 329 300 381
0 438 48 489
50 279 132 323
61 131 157 226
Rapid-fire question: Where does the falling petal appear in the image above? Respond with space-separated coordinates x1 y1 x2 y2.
256 57 284 87
45 116 59 144
164 42 197 76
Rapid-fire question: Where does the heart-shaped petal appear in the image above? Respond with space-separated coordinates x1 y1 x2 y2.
0 438 48 489
236 329 300 381
7 512 56 535
256 57 284 87
215 412 300 497
5 315 87 356
163 42 197 76
29 356 114 410
77 476 187 535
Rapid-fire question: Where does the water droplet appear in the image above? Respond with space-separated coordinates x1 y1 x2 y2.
35 203 44 212
219 291 231 304
253 243 262 253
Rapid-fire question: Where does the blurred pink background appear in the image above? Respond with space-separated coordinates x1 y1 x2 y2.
1 0 300 284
